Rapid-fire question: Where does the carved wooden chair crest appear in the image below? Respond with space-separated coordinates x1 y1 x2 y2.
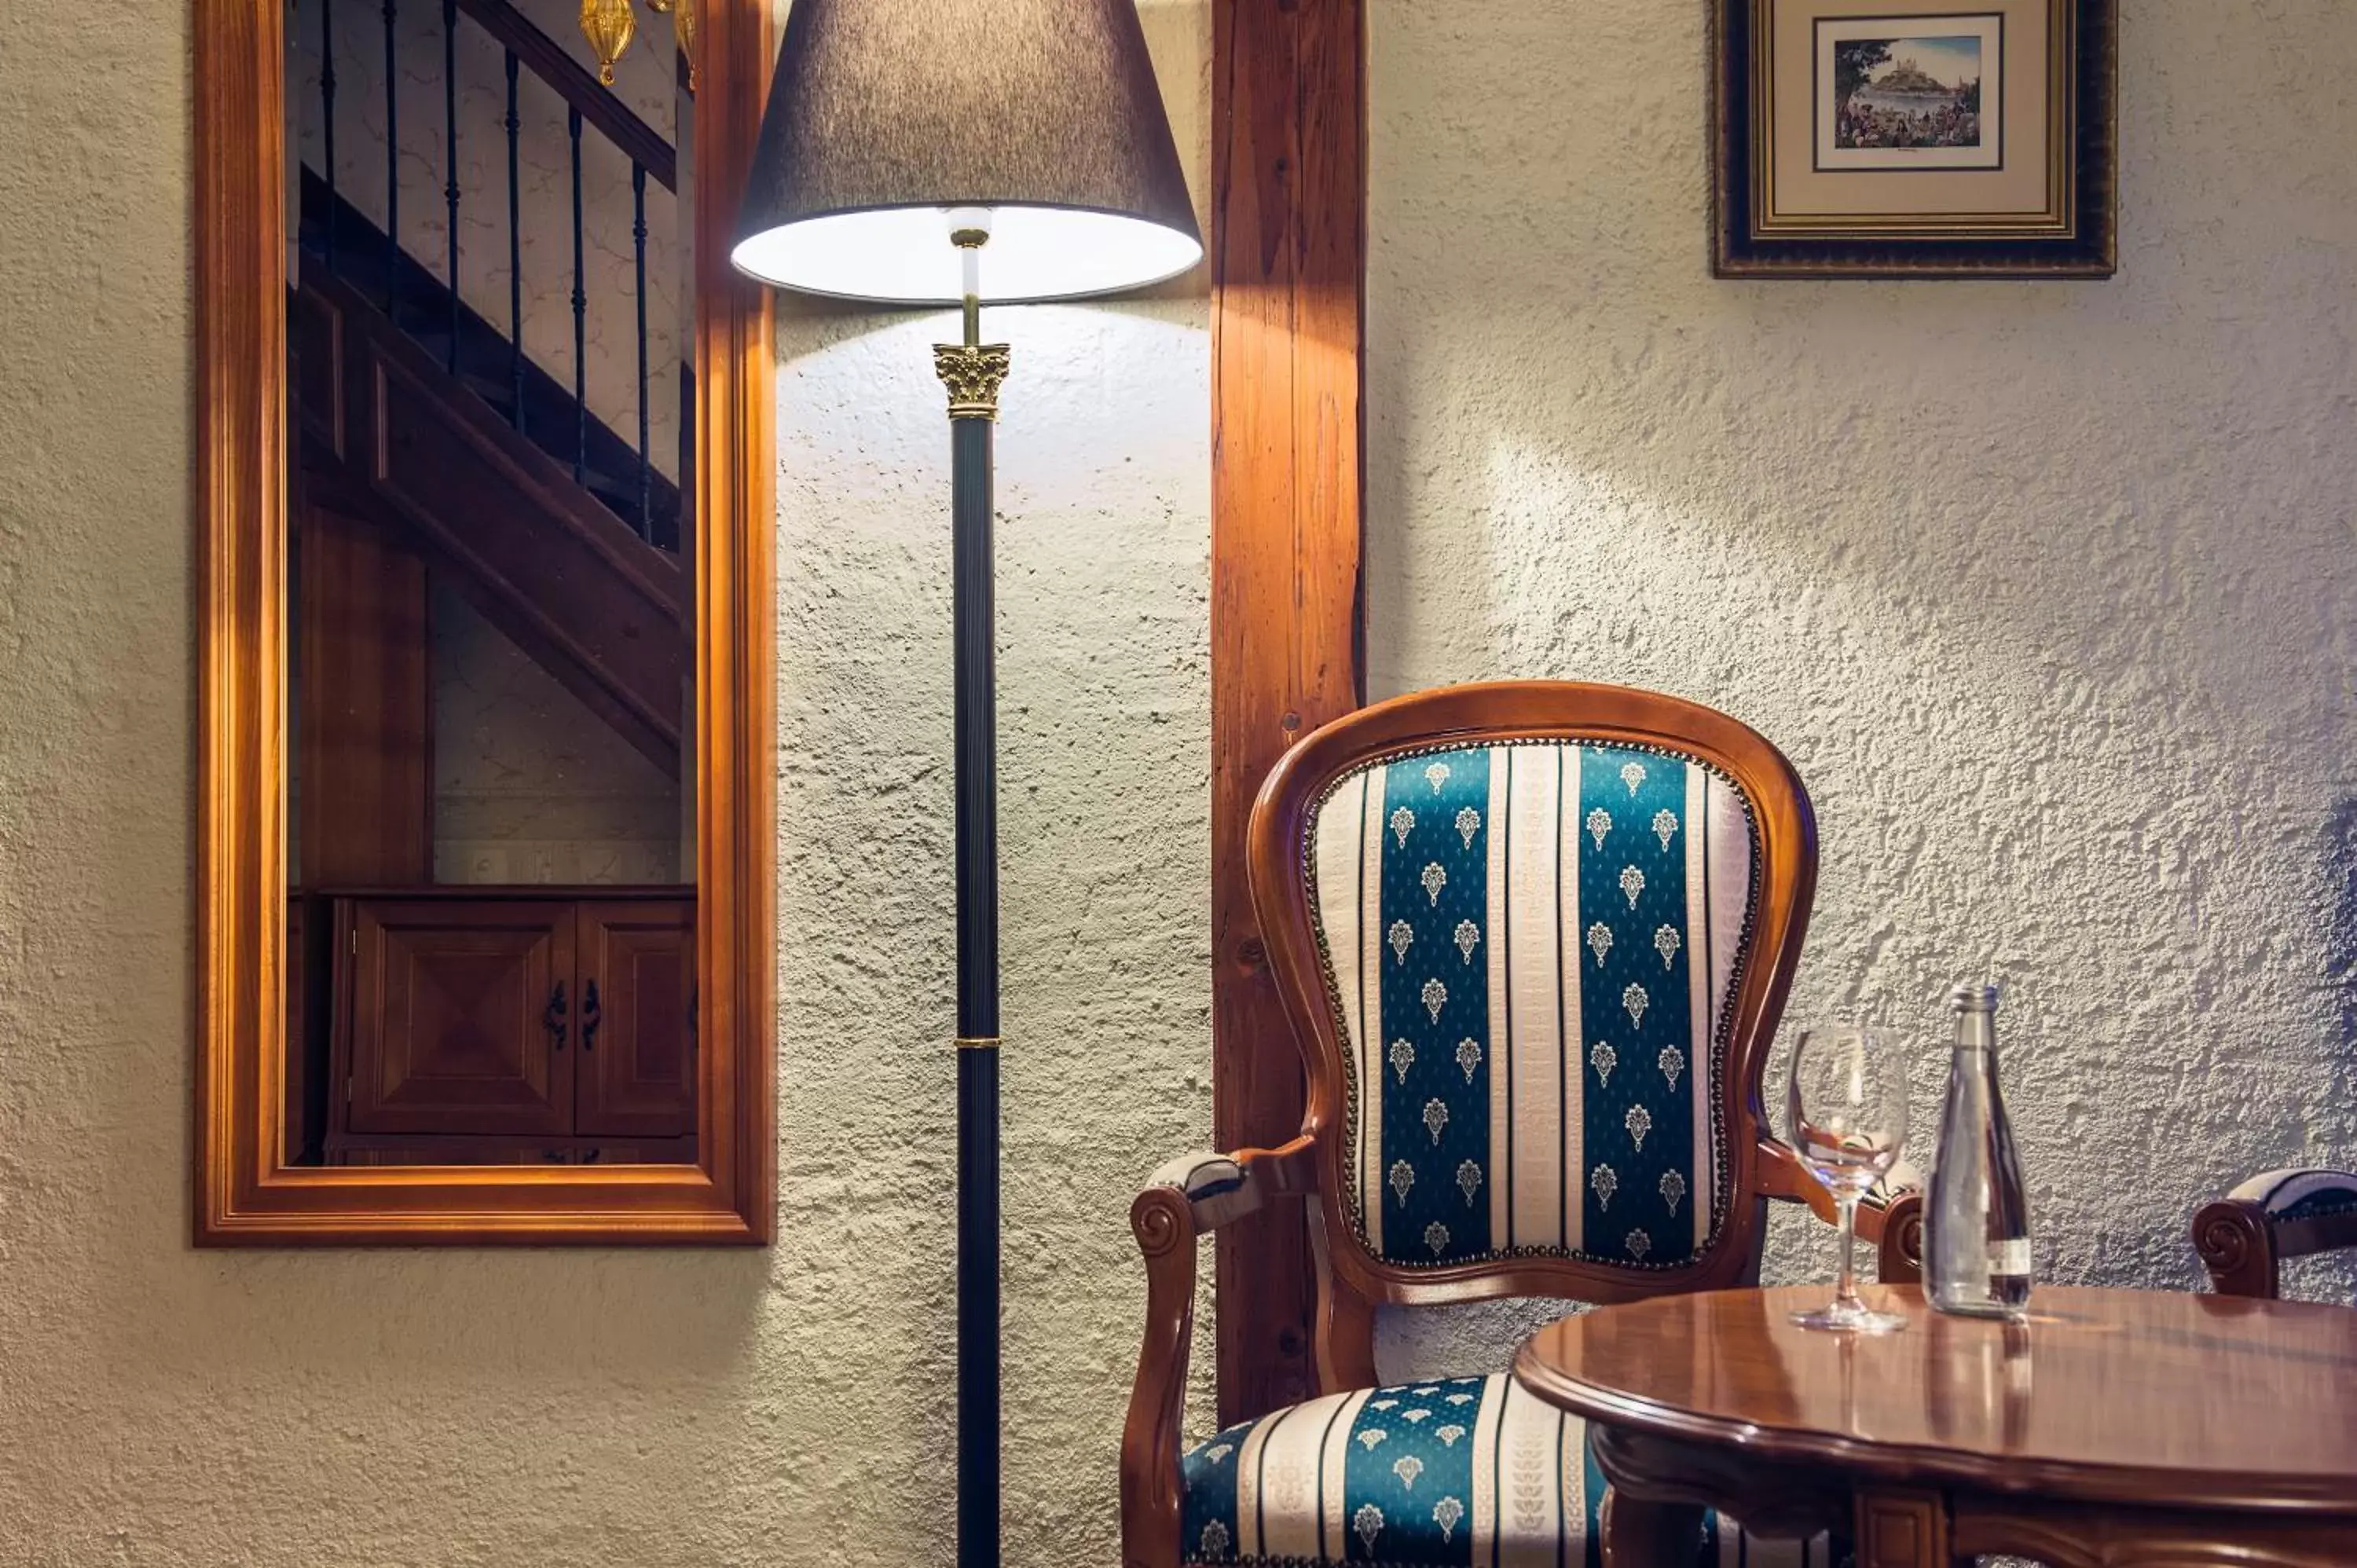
1123 683 1919 1568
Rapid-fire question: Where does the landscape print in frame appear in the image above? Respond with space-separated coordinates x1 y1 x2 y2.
1711 0 2117 277
1816 14 2003 171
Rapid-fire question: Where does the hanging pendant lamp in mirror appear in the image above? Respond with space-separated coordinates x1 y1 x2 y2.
579 0 637 85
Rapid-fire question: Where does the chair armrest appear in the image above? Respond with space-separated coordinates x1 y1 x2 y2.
1120 1136 1318 1568
1145 1136 1319 1233
2194 1167 2357 1299
1756 1137 1923 1285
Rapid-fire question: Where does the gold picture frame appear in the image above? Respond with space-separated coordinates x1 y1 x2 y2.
194 0 778 1243
1713 0 2117 276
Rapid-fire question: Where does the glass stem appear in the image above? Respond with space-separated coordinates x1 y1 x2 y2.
1835 1193 1863 1313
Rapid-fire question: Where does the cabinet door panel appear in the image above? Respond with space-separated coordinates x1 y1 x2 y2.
576 900 695 1138
347 900 576 1136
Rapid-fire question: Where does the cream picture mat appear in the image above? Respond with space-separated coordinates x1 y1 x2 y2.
1763 0 2059 229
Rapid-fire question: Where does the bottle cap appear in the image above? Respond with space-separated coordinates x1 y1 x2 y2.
1948 983 2001 1013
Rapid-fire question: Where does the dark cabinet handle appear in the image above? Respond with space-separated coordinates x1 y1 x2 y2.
544 980 568 1051
581 979 602 1053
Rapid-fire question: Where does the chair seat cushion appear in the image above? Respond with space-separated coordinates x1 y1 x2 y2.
1181 1373 1831 1566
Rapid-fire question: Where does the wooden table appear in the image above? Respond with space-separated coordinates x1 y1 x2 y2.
1512 1284 2357 1567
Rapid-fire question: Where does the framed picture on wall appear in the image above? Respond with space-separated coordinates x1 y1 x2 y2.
1712 0 2116 277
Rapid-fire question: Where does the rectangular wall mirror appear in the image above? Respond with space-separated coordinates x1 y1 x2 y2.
196 0 774 1242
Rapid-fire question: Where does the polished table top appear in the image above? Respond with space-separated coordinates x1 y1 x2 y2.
1512 1284 2357 1512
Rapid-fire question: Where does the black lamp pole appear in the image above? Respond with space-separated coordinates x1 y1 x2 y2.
939 241 1012 1568
952 453 1001 1564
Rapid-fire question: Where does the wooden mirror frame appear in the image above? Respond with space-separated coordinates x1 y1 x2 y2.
195 0 775 1244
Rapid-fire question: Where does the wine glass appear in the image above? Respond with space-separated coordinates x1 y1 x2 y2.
1784 1024 1910 1333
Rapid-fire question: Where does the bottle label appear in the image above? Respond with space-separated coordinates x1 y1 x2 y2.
1989 1236 2031 1277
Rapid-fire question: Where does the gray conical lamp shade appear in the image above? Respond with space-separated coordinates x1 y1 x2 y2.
731 0 1203 304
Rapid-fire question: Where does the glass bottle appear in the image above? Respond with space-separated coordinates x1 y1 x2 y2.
1926 983 2033 1318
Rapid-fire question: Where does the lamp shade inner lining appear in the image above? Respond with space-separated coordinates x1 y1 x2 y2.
729 205 1203 305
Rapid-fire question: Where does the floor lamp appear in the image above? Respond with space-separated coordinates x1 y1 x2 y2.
728 5 1201 1564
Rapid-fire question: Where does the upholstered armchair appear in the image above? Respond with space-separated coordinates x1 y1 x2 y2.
1122 683 1921 1568
2194 1168 2357 1298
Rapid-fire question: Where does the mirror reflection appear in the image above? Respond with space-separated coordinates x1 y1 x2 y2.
282 0 696 1168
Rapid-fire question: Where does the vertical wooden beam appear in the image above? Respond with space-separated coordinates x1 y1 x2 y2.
1209 0 1366 1427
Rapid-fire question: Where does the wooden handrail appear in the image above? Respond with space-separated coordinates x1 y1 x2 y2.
454 0 676 192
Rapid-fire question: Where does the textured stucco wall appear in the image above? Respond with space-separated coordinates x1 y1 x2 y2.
2 0 2351 1564
1365 0 2357 1379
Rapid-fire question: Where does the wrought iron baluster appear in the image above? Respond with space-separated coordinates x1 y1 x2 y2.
570 105 587 488
321 0 337 268
633 163 650 540
505 49 523 432
383 0 399 327
442 0 460 374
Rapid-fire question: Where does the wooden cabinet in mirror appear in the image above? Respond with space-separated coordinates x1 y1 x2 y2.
196 0 774 1243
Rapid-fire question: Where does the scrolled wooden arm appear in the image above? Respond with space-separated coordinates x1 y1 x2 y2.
1120 1136 1318 1568
1756 1137 1923 1286
2194 1168 2357 1299
2194 1199 2282 1299
1143 1135 1320 1232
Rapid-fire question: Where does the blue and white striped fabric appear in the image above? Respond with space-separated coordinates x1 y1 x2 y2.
2231 1167 2357 1222
1309 743 1756 1271
1179 1374 1832 1566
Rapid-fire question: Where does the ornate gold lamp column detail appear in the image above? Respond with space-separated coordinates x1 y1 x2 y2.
938 337 1014 419
936 233 1012 422
935 344 1013 420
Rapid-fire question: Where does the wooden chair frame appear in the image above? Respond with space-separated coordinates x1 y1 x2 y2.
1122 683 1922 1568
2194 1185 2357 1299
194 0 775 1243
